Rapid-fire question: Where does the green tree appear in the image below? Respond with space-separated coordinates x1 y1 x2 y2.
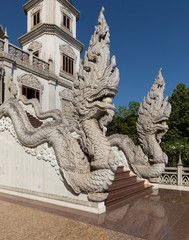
107 101 140 144
161 83 189 166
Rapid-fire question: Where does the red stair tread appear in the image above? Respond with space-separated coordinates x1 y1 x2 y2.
109 175 138 191
26 111 43 128
106 167 152 209
108 179 145 193
106 186 153 209
106 181 146 203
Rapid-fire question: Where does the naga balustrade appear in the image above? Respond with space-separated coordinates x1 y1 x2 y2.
160 156 189 187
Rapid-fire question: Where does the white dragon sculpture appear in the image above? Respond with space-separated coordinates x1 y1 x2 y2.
108 69 171 183
0 8 119 202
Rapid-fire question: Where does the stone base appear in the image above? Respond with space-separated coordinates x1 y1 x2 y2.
151 183 159 195
0 187 106 214
0 130 105 214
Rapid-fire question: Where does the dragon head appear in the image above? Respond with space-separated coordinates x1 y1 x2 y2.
137 69 171 164
73 7 119 133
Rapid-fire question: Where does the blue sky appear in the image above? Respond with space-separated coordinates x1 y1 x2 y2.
1 0 189 108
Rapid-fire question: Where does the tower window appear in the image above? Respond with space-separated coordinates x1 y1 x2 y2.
63 54 74 75
22 86 40 101
33 11 40 26
63 14 70 30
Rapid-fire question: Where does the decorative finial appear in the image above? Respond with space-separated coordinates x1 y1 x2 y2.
178 154 183 166
4 27 8 39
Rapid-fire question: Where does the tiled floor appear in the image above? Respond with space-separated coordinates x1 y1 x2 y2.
0 189 189 240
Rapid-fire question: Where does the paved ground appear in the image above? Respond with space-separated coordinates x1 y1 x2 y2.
0 189 189 240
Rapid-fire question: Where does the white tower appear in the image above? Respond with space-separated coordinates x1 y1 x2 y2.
18 0 83 80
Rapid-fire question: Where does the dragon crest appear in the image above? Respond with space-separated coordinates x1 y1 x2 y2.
73 7 119 134
109 69 171 181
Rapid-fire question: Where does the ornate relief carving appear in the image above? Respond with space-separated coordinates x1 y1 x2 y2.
60 6 73 19
17 74 44 93
7 77 18 99
59 89 73 118
31 3 42 14
0 116 63 181
59 89 73 101
59 44 77 60
62 100 73 118
28 41 42 52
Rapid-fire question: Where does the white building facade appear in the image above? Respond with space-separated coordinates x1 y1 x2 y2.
0 0 83 117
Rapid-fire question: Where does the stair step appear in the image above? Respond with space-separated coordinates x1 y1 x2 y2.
109 175 137 191
106 186 153 209
114 170 130 180
116 166 125 173
26 111 43 128
108 179 145 193
106 181 145 203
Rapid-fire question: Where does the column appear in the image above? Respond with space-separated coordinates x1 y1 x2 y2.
48 79 56 110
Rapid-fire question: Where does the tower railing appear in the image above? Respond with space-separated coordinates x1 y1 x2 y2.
0 37 50 72
8 43 30 63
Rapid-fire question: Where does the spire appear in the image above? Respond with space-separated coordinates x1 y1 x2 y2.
4 27 8 39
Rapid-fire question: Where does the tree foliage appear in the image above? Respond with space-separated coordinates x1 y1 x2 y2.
161 83 189 166
107 101 140 144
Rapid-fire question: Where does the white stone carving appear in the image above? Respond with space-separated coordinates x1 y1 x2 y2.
59 89 73 118
60 6 73 19
0 8 120 202
108 69 172 182
59 44 77 60
59 89 73 101
0 116 63 181
31 3 43 15
17 73 44 93
28 41 42 52
7 77 18 99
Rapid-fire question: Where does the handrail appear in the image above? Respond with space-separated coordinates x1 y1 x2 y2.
160 159 189 187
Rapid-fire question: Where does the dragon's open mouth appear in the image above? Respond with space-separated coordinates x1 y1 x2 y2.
86 87 117 111
155 117 169 129
159 120 167 125
102 96 112 104
88 87 117 102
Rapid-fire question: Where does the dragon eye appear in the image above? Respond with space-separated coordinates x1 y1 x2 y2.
160 121 167 125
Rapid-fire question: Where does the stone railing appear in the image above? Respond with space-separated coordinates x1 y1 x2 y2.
33 55 50 71
8 43 29 63
0 37 50 72
160 156 189 187
0 39 5 52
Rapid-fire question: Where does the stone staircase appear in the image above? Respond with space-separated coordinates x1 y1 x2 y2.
105 166 153 209
26 111 43 128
